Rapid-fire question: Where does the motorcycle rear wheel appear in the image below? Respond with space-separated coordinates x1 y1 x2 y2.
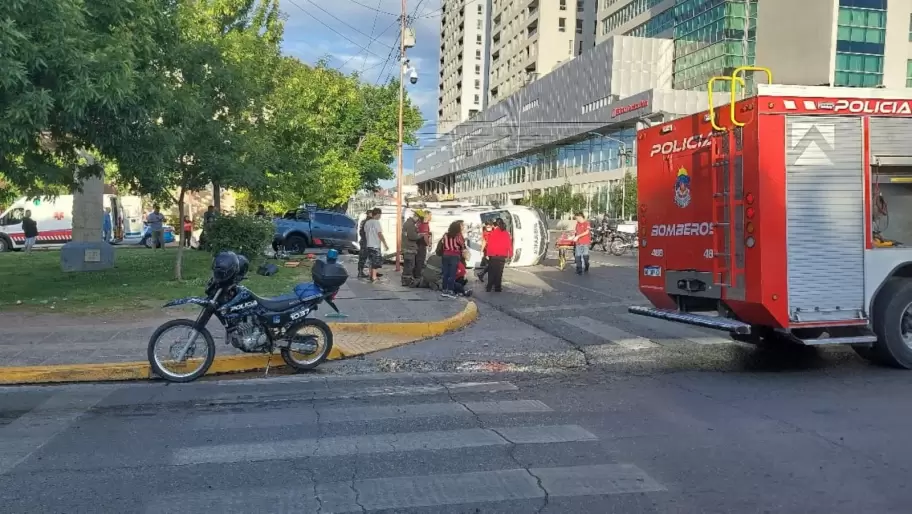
148 319 216 382
609 239 627 256
280 318 334 371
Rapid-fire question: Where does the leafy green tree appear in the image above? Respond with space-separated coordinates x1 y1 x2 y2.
0 0 179 194
252 59 423 209
111 0 283 280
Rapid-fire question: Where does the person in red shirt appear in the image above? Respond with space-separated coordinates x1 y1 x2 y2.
571 211 591 275
483 219 513 292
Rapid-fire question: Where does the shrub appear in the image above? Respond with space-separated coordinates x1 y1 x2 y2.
203 213 274 261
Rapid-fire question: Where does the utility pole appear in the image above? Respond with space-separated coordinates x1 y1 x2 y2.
394 1 407 272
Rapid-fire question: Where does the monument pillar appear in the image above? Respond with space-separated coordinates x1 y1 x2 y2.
60 151 115 272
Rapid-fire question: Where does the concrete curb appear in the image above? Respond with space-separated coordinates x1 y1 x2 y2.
0 302 478 385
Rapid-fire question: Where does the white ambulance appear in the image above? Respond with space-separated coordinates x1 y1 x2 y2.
0 194 145 252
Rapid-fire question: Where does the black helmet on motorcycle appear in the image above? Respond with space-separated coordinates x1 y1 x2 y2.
237 254 250 277
212 251 240 283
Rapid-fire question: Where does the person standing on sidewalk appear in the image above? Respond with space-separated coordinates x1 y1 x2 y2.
364 208 388 283
400 211 422 286
147 205 166 250
571 211 591 275
21 210 38 253
415 210 431 281
357 209 371 278
439 220 465 298
476 220 494 283
483 219 513 292
102 207 113 242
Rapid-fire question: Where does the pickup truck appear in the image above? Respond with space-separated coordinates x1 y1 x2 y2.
273 207 358 254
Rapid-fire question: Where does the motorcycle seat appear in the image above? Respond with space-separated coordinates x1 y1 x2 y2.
253 293 303 312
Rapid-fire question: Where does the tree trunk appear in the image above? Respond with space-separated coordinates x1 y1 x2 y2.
175 188 186 281
212 183 221 211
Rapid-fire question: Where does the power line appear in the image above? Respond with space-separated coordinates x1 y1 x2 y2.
357 0 385 73
343 0 398 16
305 0 393 45
342 17 400 70
284 0 390 59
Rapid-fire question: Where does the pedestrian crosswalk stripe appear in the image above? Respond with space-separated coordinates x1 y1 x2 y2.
189 399 552 429
514 301 641 313
171 424 597 466
559 316 659 349
197 380 519 406
146 464 665 513
620 311 733 345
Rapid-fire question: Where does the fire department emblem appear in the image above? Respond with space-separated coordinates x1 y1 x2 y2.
674 167 691 208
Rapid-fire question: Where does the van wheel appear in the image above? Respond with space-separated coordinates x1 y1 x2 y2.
0 236 11 252
871 278 912 369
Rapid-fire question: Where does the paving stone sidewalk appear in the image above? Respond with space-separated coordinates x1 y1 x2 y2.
0 261 465 368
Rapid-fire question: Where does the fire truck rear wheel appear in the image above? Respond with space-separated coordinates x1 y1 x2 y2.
870 278 912 370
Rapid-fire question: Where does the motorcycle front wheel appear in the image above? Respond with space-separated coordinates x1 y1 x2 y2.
280 318 334 371
148 319 216 382
609 239 628 256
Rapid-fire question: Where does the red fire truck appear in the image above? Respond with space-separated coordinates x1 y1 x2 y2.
629 67 912 369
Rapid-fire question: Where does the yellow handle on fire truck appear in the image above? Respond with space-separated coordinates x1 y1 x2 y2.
730 66 773 127
707 76 745 131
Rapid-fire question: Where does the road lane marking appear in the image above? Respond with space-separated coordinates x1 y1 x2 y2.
170 425 596 466
147 464 665 513
621 312 733 345
0 389 111 475
513 301 646 313
558 316 659 349
196 381 519 406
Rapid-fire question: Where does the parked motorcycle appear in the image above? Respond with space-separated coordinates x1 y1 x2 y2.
608 232 638 256
588 221 609 252
147 249 347 382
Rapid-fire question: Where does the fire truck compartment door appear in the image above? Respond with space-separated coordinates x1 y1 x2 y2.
869 118 912 166
785 116 866 322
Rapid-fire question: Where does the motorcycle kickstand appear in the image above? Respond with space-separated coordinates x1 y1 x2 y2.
264 352 273 377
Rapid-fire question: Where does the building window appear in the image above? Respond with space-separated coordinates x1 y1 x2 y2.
909 13 912 41
560 0 567 10
559 18 566 32
578 0 584 12
478 4 482 14
476 34 482 44
476 49 482 59
576 19 583 34
833 4 886 87
475 64 481 73
475 79 481 89
907 60 912 87
478 19 483 29
474 94 480 104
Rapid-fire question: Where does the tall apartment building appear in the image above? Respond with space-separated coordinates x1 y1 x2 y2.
596 0 908 93
437 0 492 135
487 0 597 105
756 0 909 89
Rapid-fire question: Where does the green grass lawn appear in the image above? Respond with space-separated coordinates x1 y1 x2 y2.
0 248 313 315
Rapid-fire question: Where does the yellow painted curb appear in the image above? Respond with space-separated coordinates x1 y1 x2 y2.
0 301 478 385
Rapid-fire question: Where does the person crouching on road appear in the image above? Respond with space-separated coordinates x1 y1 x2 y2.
440 220 466 298
484 219 513 292
454 249 472 297
401 210 423 287
571 211 591 275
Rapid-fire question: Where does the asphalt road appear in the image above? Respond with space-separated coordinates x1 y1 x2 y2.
2 368 911 513
3 249 910 512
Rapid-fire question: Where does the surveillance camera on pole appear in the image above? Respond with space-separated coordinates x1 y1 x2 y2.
403 59 417 85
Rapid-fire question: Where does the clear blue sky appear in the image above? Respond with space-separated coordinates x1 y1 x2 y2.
279 0 443 189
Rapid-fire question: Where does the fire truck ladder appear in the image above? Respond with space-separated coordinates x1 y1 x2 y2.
706 76 745 289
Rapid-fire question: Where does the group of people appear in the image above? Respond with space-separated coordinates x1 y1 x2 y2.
355 208 514 298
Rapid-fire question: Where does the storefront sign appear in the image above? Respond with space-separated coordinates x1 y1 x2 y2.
612 99 649 118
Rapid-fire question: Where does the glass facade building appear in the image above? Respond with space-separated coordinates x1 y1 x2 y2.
672 0 758 91
833 0 887 87
452 128 636 205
